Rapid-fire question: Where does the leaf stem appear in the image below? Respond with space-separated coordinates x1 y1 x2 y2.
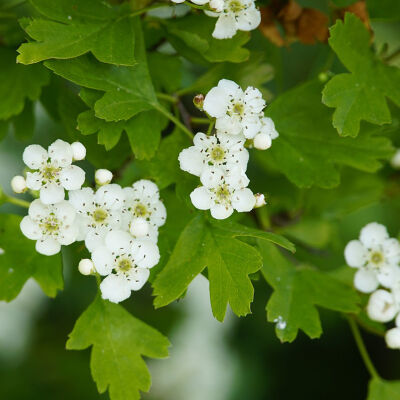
347 315 380 379
206 119 215 135
3 195 30 209
156 92 177 103
155 105 193 138
191 117 210 124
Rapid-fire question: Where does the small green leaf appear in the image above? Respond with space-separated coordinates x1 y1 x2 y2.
67 295 170 400
17 0 136 66
367 378 400 400
153 215 294 321
0 47 49 120
0 214 63 301
322 13 400 137
259 240 360 342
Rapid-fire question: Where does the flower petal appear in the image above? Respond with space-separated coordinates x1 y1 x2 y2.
344 240 366 268
354 269 379 293
132 239 160 269
40 183 65 204
100 274 131 303
178 147 204 176
190 187 212 210
23 144 47 169
58 225 78 246
68 187 95 213
210 204 233 219
25 172 42 191
59 165 85 190
105 230 133 254
127 268 150 291
203 86 230 117
360 222 389 248
236 8 261 32
35 237 61 256
48 139 73 167
20 216 42 240
92 246 114 275
231 188 255 212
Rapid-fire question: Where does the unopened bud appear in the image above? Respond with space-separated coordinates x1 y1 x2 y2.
193 94 204 110
391 149 400 169
71 142 86 161
11 175 27 193
386 327 400 349
253 133 272 150
254 193 266 208
130 217 149 238
78 259 95 275
95 169 113 186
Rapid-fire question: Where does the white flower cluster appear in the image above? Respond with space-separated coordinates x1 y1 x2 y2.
15 140 166 304
345 222 400 349
170 0 261 39
178 79 277 220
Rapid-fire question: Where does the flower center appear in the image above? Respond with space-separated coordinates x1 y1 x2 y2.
42 165 60 181
117 257 133 272
210 146 225 162
215 184 231 204
41 216 59 233
370 251 384 265
134 203 148 217
228 0 244 13
93 208 108 223
232 102 245 115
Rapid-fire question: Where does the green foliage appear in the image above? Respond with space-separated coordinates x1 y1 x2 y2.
153 214 294 322
322 13 400 137
367 378 400 399
259 241 360 342
17 0 137 66
258 79 394 188
67 295 170 400
0 214 63 301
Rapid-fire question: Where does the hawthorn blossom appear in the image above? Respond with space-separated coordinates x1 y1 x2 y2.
23 140 85 204
20 199 78 256
92 230 160 303
344 222 400 293
68 184 125 252
122 180 166 242
203 79 266 139
190 166 255 219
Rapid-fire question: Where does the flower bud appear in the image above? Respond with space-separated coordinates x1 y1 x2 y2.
11 175 27 194
95 169 113 186
253 133 272 150
130 217 149 238
193 94 204 110
386 327 400 349
391 149 400 169
71 142 86 161
367 289 397 323
78 259 95 276
254 193 266 208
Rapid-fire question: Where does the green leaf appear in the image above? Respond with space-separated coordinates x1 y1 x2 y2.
162 14 250 64
17 0 136 66
152 215 294 322
0 47 49 120
259 240 360 342
256 79 394 188
367 378 400 400
366 0 400 20
12 100 34 141
0 214 63 302
322 13 400 137
67 295 170 400
148 52 182 93
45 17 158 122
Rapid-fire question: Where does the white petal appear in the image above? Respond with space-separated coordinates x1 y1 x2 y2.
190 187 212 210
212 13 238 39
85 229 107 253
193 132 215 149
178 147 204 176
92 246 114 275
243 87 265 112
242 117 262 139
68 187 94 213
127 268 150 291
105 230 133 254
40 183 65 204
200 166 224 188
25 172 42 191
215 115 242 135
35 237 61 256
261 117 279 139
151 201 167 227
367 289 397 322
129 217 149 238
100 274 131 303
20 216 42 240
95 184 125 210
225 166 249 188
344 240 367 268
231 188 255 212
209 0 224 12
203 86 230 118
386 328 400 349
132 179 159 199
210 204 233 219
383 238 400 264
53 200 76 225
23 144 47 169
28 199 49 221
354 269 379 293
377 265 397 289
217 79 241 97
48 139 73 167
132 239 160 269
360 222 389 248
59 165 85 190
58 225 78 245
236 8 261 31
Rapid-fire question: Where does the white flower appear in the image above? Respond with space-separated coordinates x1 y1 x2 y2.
20 199 78 256
95 169 113 186
68 184 125 252
367 289 398 323
385 327 400 349
92 230 160 303
190 166 255 219
344 222 400 293
205 0 261 39
203 79 265 139
122 180 166 242
253 117 279 150
78 259 95 276
23 140 85 204
11 175 27 194
178 132 249 178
